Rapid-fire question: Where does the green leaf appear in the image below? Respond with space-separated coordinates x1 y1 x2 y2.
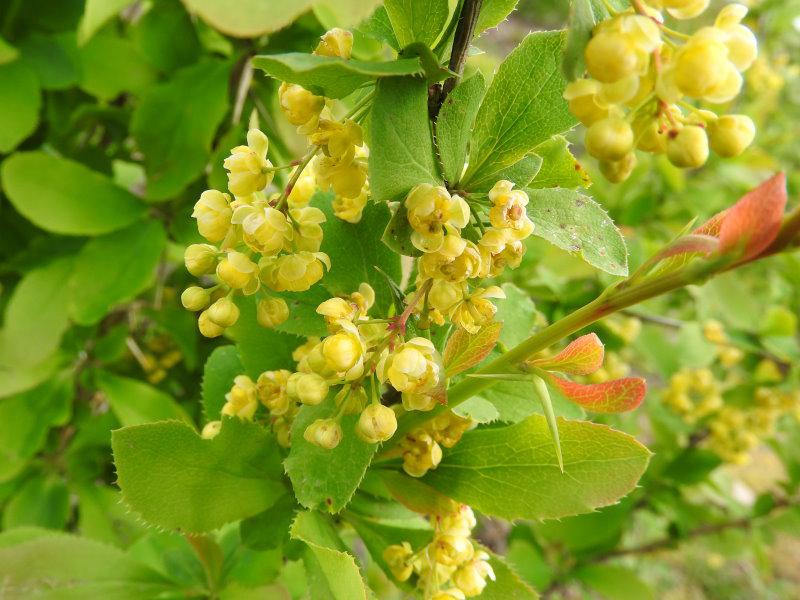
424 414 651 520
314 0 385 28
272 286 331 339
562 0 596 81
76 485 147 548
285 401 378 513
0 256 74 368
462 31 575 188
384 0 455 48
96 371 191 427
3 475 70 530
470 154 543 192
368 75 441 202
481 548 540 600
19 32 81 90
68 220 166 325
318 196 403 316
346 510 432 578
0 35 19 64
0 60 41 153
291 511 370 600
575 564 655 600
525 188 628 276
131 60 230 201
112 419 285 532
228 296 300 378
78 0 137 45
493 282 538 347
0 529 174 597
478 376 585 423
379 471 459 516
451 396 500 423
1 152 146 235
133 0 202 73
437 71 485 185
252 53 424 99
358 6 400 50
241 494 297 550
0 372 73 483
533 375 563 472
475 0 520 34
202 345 245 420
78 31 157 100
529 135 591 189
444 322 503 377
182 0 316 38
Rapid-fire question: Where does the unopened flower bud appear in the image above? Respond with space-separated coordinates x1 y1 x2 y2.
315 28 353 59
287 372 329 406
667 126 709 169
599 152 637 183
303 418 342 449
708 114 755 158
181 286 211 311
206 297 240 328
201 420 222 440
257 296 289 328
198 310 225 338
356 403 398 443
184 244 218 276
383 542 414 581
585 117 634 161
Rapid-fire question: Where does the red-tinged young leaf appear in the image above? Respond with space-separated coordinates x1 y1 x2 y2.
548 375 646 413
718 173 787 260
655 234 719 261
529 333 604 375
444 322 503 377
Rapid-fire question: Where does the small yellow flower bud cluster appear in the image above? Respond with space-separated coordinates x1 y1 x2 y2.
400 411 474 478
277 28 370 224
383 505 495 598
180 126 332 338
130 333 183 385
702 319 744 367
662 367 722 424
409 180 534 333
567 3 758 182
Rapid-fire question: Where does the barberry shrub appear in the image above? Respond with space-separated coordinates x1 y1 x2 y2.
0 0 798 598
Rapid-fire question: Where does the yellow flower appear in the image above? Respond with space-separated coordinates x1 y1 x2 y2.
585 117 635 162
314 148 367 199
287 166 317 208
314 28 353 59
184 243 218 276
223 129 273 196
419 239 481 283
708 114 755 158
310 119 363 159
487 180 534 240
357 403 398 443
222 375 258 420
449 286 506 334
585 15 660 84
714 4 757 72
303 418 342 449
379 337 443 411
289 206 326 252
260 251 330 292
198 310 225 338
287 372 329 406
432 534 474 567
452 553 495 597
201 420 222 440
431 590 466 600
599 152 637 184
666 125 709 169
256 369 292 415
563 79 609 126
256 296 289 328
316 297 359 331
383 543 414 581
405 184 470 253
192 190 232 242
217 251 259 293
293 337 320 366
319 320 366 380
181 286 211 311
401 430 443 477
428 279 466 315
333 185 368 223
206 297 240 328
662 0 709 20
231 203 292 255
278 82 324 134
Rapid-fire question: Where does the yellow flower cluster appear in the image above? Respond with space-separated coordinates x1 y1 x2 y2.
409 180 534 333
662 367 722 424
707 386 799 464
702 319 744 367
278 28 369 224
384 505 495 598
180 127 332 338
399 411 474 478
567 2 758 182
